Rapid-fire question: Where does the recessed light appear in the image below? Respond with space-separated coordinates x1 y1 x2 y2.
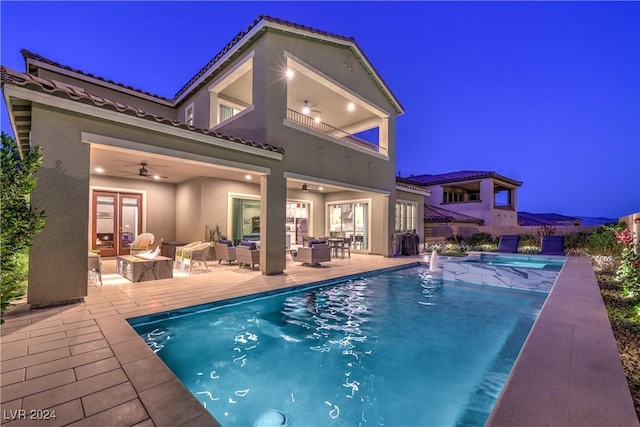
245 174 252 180
286 69 294 79
153 175 161 180
94 167 104 173
347 103 355 112
318 186 324 191
314 117 321 123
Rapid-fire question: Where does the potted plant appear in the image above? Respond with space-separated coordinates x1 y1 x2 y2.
206 224 226 260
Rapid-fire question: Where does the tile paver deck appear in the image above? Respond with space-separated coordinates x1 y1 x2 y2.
1 255 637 426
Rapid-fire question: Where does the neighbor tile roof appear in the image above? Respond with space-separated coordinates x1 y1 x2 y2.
518 212 581 226
395 176 431 194
424 204 483 223
0 65 285 154
407 171 522 186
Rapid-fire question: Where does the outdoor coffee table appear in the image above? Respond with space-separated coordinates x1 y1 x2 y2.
116 255 173 282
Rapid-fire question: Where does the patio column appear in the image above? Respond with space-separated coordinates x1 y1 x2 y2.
260 173 286 274
28 107 89 306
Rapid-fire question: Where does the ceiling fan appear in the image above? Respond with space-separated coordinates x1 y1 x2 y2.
118 162 168 180
302 100 321 114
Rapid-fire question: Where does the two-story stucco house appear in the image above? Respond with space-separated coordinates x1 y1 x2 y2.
399 171 522 242
1 16 426 307
405 171 522 225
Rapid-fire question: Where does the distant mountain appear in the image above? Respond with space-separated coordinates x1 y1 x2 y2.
575 216 618 226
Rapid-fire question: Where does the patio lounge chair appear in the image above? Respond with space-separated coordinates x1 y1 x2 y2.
496 235 519 253
130 233 155 255
294 242 331 266
237 241 260 270
540 235 566 256
215 240 236 265
181 242 211 274
174 241 201 271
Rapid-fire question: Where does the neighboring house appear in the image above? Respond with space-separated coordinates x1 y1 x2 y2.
1 15 425 307
402 171 522 227
517 212 582 227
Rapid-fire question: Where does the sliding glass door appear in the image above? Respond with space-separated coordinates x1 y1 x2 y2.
328 201 369 250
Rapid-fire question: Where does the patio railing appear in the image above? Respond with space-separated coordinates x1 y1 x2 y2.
287 109 387 156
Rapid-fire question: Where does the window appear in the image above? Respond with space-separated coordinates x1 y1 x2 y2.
443 191 464 204
442 183 481 204
231 198 260 242
219 104 241 123
395 201 417 232
185 104 194 126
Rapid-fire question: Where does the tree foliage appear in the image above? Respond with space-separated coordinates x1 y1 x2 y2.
1 132 46 315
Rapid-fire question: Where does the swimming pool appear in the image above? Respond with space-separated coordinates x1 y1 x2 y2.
461 253 566 271
129 265 547 426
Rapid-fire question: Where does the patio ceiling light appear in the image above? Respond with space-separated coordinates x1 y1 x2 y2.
314 117 321 123
347 102 355 112
286 69 294 79
94 167 104 173
245 174 252 180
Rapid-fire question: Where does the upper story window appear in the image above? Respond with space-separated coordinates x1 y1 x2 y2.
395 201 417 232
218 101 243 124
185 104 194 126
442 183 480 204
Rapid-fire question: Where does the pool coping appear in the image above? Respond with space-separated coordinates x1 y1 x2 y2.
486 256 639 426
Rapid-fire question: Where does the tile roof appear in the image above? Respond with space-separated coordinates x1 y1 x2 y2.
174 15 403 112
19 15 403 113
21 49 173 102
518 212 581 226
407 171 522 186
424 204 483 223
395 176 431 194
0 65 285 155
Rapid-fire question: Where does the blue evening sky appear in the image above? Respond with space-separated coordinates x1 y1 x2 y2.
1 1 638 219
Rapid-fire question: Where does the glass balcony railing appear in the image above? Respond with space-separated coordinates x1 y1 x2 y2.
286 108 387 155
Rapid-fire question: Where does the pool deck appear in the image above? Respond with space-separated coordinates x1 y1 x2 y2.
1 255 637 426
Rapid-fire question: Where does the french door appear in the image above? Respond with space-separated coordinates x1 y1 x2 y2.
92 191 142 257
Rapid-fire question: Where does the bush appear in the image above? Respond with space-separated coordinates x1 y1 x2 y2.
518 234 537 246
564 232 591 251
1 132 46 317
466 232 495 246
517 234 539 253
587 223 626 257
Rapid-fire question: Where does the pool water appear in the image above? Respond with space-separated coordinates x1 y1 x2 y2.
130 266 546 426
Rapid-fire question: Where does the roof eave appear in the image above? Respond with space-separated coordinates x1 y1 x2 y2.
174 17 404 114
